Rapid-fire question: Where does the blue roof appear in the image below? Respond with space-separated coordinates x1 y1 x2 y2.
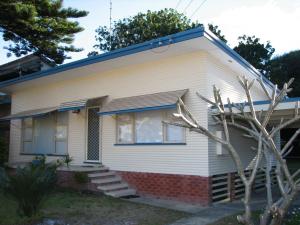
0 26 274 89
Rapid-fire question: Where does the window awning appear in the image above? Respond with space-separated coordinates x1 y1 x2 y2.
0 106 58 121
58 96 108 112
99 89 188 115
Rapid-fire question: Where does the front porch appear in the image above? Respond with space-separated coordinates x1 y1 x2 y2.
7 162 137 198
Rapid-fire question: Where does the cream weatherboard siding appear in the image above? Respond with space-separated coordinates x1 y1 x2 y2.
205 54 269 176
9 51 211 176
8 50 272 177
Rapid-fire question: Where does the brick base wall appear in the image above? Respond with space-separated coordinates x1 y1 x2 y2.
57 170 98 192
117 171 212 205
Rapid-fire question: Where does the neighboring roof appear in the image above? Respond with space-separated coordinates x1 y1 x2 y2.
0 106 58 121
99 89 188 115
0 26 274 91
218 97 300 118
0 54 56 82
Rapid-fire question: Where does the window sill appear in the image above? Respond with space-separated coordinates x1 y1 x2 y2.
114 143 186 146
20 153 68 157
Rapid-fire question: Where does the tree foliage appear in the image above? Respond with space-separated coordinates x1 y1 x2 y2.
234 35 275 74
268 50 300 97
0 0 88 64
89 8 200 55
208 23 227 43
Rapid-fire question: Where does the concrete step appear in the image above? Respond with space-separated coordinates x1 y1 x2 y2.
91 176 122 184
97 182 129 192
88 171 116 178
87 166 109 173
106 188 136 198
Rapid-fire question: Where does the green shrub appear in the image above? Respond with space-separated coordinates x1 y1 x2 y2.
0 160 58 217
63 154 73 167
73 172 88 184
0 138 8 166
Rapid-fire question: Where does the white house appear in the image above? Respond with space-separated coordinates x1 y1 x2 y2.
0 27 291 205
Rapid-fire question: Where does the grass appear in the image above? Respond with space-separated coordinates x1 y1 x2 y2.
0 189 188 225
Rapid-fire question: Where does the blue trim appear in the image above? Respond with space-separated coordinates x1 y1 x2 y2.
58 106 85 112
253 97 300 106
203 30 274 89
0 27 205 89
0 112 51 121
114 143 186 146
98 104 177 115
0 26 276 90
20 153 67 156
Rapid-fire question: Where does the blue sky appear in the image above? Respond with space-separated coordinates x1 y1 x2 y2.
0 0 299 64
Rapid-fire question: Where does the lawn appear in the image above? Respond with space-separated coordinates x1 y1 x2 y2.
0 190 188 225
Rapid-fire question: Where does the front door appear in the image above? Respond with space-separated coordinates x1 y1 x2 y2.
86 107 100 162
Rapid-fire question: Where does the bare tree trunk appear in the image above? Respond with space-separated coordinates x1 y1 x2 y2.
166 76 300 225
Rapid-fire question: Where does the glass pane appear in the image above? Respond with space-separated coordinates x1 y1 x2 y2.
165 109 185 143
166 124 184 143
23 118 32 127
56 125 67 140
135 111 162 143
24 128 33 141
33 116 55 154
23 141 32 153
117 114 133 143
55 141 67 154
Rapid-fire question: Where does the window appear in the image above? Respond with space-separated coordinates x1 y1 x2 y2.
117 114 133 143
164 109 185 143
22 112 68 155
22 118 33 153
135 111 163 143
116 110 185 144
55 112 68 154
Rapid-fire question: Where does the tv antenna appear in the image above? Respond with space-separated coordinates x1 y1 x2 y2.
109 0 112 50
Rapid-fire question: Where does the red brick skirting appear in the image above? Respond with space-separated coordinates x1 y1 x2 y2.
117 171 212 205
57 170 98 192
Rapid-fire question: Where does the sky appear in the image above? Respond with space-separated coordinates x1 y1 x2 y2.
0 0 299 65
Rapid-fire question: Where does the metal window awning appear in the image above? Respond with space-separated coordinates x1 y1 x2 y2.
58 96 108 112
99 89 188 115
0 106 58 121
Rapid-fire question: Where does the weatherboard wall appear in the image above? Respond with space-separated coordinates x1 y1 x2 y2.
205 53 269 176
8 51 210 176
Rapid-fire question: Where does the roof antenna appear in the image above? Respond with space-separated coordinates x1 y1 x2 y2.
109 0 112 51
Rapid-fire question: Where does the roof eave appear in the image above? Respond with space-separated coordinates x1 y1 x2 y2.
0 27 205 90
203 28 274 89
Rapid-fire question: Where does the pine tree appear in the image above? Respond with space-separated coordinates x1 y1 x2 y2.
0 0 88 64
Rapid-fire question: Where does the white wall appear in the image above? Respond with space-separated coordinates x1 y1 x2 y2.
9 51 210 176
205 53 269 175
8 50 272 177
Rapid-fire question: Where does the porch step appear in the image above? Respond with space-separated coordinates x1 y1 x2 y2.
87 165 137 198
88 171 116 178
106 188 136 198
97 182 129 192
91 176 122 184
87 166 109 173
